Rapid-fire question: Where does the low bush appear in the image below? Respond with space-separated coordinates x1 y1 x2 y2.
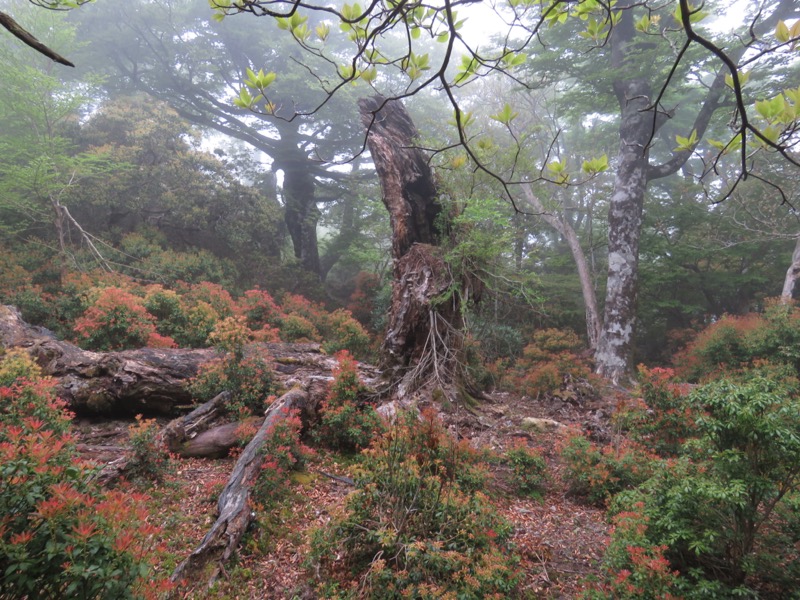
677 300 800 382
614 366 697 457
504 328 595 399
127 415 171 484
74 287 175 351
560 433 659 507
0 351 170 599
505 438 548 498
188 317 276 416
314 350 383 453
309 409 519 599
594 372 800 596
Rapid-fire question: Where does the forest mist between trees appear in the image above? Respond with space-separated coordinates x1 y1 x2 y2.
2 0 800 597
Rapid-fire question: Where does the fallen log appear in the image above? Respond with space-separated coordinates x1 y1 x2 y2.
0 305 214 415
157 391 232 454
171 384 324 587
1 305 381 416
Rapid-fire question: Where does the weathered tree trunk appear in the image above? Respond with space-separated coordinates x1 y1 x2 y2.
782 236 800 302
170 384 324 587
358 96 462 394
0 305 212 415
592 6 653 385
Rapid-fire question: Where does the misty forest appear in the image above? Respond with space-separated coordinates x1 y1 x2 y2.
2 0 800 597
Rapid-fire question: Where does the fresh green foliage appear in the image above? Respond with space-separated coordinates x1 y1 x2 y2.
560 433 659 507
505 438 548 497
595 371 800 595
126 415 171 484
189 317 277 417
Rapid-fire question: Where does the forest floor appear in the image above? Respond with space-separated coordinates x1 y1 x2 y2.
76 386 617 599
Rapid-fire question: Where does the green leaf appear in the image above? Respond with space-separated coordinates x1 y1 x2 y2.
490 103 519 125
581 154 608 174
776 20 790 43
674 129 698 151
635 14 650 33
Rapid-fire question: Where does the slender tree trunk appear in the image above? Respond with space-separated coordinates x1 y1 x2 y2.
782 236 800 302
358 96 461 394
521 185 601 350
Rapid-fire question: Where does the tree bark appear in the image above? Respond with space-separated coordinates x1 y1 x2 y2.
593 6 655 384
279 151 322 277
782 236 800 302
0 305 372 415
358 96 462 393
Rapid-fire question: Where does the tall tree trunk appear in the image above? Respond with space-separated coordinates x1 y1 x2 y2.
278 153 321 277
358 96 461 395
782 236 800 302
593 6 655 384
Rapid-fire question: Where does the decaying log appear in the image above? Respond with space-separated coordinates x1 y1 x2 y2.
0 305 381 416
157 391 232 453
0 305 214 415
178 417 261 459
171 384 324 587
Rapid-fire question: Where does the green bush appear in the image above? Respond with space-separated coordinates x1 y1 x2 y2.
0 352 170 599
309 409 519 599
505 438 548 497
598 373 800 596
614 366 698 457
313 350 383 453
188 317 276 416
127 415 171 484
560 433 659 507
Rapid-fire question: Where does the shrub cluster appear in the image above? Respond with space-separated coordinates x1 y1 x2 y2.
14 272 375 358
499 328 595 399
313 350 384 453
504 438 548 498
188 317 277 417
676 300 800 382
310 409 519 599
580 335 800 596
0 350 170 599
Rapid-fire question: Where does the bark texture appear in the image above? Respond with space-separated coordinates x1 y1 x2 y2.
522 185 601 350
358 96 461 393
0 305 375 415
782 236 800 302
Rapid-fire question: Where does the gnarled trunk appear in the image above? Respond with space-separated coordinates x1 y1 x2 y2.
358 96 461 393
